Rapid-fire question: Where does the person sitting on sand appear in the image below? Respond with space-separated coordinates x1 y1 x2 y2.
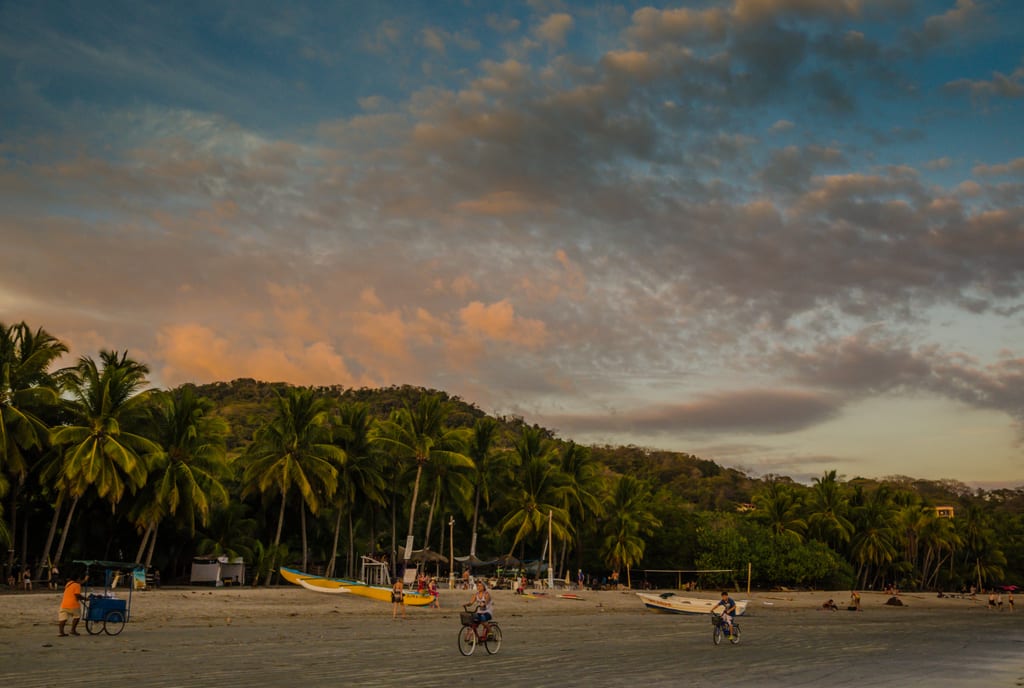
822 598 838 611
711 591 737 636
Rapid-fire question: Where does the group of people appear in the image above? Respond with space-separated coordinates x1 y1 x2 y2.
390 578 494 624
987 590 1015 611
820 591 862 611
6 565 62 591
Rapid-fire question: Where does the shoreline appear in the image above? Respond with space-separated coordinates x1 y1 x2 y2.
1 586 1021 687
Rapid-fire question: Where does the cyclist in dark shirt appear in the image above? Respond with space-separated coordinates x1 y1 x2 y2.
711 591 737 635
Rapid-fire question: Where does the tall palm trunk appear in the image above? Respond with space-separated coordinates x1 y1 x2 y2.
37 490 65 578
135 522 154 564
423 479 439 550
347 512 355 579
267 493 287 587
145 525 158 568
470 482 482 557
6 477 22 576
390 487 397 575
327 507 343 578
53 495 80 567
300 504 308 573
405 464 424 557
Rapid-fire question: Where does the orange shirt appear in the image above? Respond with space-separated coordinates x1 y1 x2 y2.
61 581 82 609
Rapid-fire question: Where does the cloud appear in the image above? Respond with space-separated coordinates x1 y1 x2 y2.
626 6 727 47
535 13 574 47
458 300 548 349
973 158 1024 177
545 389 842 436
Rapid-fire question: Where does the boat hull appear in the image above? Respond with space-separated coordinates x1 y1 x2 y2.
637 592 748 616
280 567 435 606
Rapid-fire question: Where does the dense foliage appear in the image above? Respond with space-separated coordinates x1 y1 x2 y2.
1 321 1021 591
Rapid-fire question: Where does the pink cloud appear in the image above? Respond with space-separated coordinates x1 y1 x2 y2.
458 300 547 348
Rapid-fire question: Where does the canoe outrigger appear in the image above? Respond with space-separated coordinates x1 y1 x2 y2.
637 591 749 616
281 556 435 606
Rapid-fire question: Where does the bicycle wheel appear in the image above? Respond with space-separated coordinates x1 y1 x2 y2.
484 623 502 655
85 618 102 635
712 625 722 645
104 610 126 636
457 625 477 656
728 624 740 645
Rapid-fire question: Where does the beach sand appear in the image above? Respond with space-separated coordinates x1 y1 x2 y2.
1 586 1021 687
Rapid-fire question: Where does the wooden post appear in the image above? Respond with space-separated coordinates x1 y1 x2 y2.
747 562 752 595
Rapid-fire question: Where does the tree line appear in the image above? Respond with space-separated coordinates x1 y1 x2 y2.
2 321 1021 591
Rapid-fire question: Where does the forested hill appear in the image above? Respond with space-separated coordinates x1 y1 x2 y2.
185 378 1016 511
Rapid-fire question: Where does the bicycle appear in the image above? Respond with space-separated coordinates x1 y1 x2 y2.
710 611 740 645
458 604 502 655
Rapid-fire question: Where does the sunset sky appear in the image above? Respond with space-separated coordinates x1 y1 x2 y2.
2 0 1022 486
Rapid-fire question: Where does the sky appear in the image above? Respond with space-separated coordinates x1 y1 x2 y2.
2 0 1023 486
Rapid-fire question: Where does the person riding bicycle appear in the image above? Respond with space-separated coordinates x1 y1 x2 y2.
467 580 494 629
711 591 737 635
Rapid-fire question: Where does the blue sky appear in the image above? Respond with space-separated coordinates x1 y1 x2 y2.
2 0 1022 485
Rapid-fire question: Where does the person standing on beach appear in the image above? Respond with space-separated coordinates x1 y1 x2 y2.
391 579 406 620
711 591 737 636
848 590 862 611
429 577 440 609
58 575 86 637
1008 592 1014 612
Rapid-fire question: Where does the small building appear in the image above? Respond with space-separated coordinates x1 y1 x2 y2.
190 556 246 586
935 506 955 519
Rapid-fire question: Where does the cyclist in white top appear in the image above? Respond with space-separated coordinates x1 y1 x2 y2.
468 581 493 622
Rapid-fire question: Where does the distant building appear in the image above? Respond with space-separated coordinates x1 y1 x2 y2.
736 503 756 513
935 506 955 519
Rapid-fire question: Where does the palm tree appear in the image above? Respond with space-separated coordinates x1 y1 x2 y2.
196 502 260 563
806 470 853 550
132 388 230 567
420 438 475 552
47 351 159 567
850 486 897 589
497 426 570 559
328 402 385 578
373 394 468 560
0 322 67 572
919 511 961 589
558 441 605 574
959 504 1006 590
241 387 341 582
753 477 806 542
601 475 661 588
465 417 509 558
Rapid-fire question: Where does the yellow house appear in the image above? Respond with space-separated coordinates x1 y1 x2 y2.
935 506 955 519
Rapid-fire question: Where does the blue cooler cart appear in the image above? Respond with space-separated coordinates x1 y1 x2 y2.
73 560 138 636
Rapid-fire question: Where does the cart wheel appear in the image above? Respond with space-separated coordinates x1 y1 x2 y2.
85 619 102 635
103 611 126 636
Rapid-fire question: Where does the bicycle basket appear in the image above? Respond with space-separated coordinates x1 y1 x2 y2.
460 611 475 626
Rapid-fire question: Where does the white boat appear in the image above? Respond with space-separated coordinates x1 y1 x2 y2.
637 592 748 616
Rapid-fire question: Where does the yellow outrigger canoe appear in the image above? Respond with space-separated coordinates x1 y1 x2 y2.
280 567 435 606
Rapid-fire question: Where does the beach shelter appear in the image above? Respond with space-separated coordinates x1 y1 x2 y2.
190 556 246 586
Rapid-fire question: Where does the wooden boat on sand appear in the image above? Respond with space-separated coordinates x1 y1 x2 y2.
280 560 435 606
637 592 748 616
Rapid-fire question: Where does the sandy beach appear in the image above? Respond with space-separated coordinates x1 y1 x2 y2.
1 586 1021 687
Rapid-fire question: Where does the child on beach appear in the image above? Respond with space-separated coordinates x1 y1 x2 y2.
391 580 406 620
429 578 439 609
